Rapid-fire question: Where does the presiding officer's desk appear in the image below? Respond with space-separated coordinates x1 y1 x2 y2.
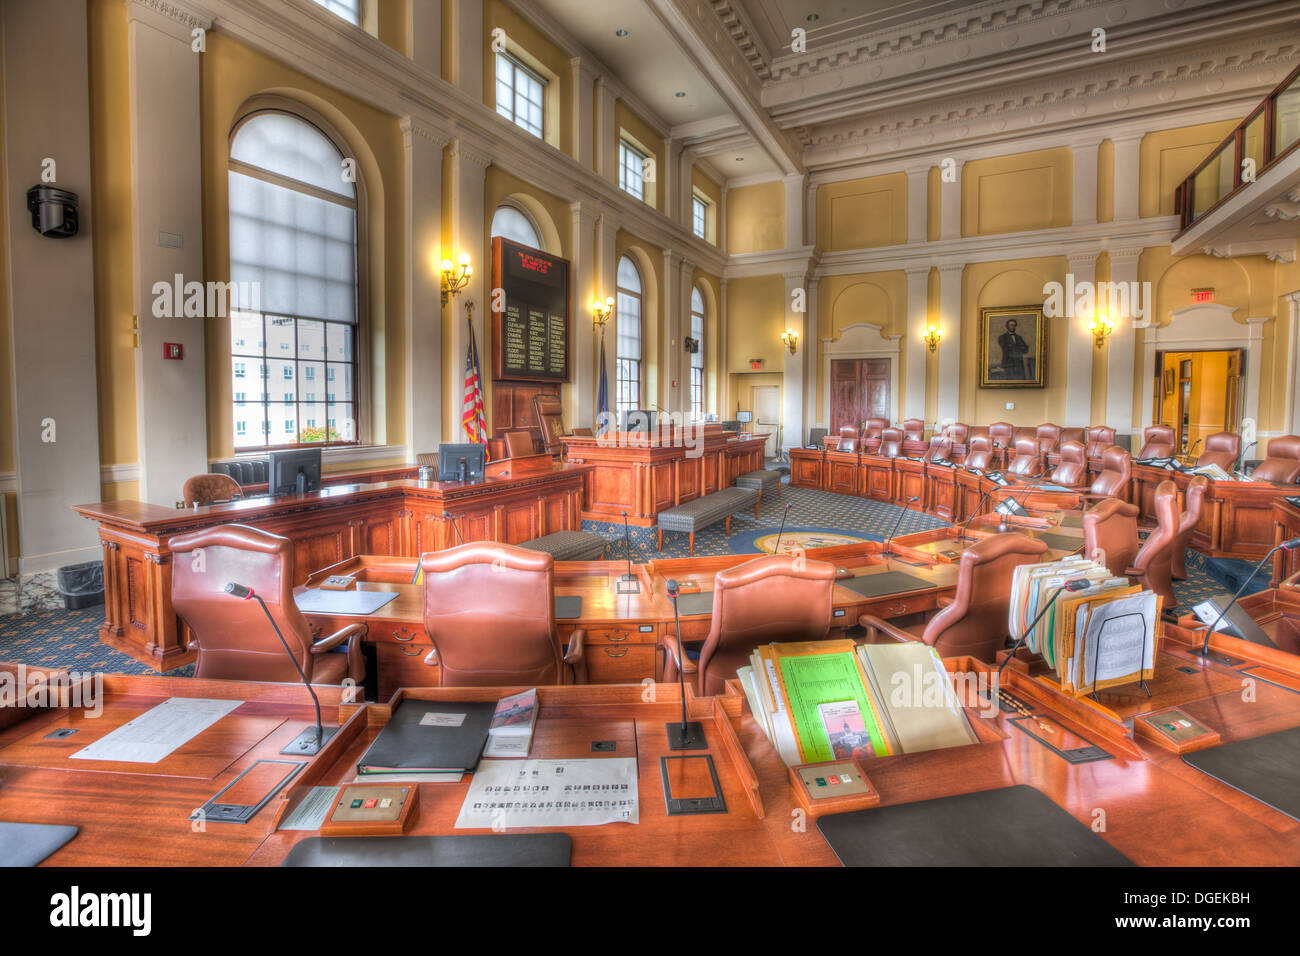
5 636 1300 866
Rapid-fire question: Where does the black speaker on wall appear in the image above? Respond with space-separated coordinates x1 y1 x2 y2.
26 186 78 238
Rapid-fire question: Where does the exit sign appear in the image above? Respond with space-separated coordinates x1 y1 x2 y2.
1192 288 1215 303
749 359 763 370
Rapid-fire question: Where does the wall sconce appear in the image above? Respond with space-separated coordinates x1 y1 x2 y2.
781 328 799 354
592 296 615 331
440 253 472 305
923 323 942 352
1088 312 1115 349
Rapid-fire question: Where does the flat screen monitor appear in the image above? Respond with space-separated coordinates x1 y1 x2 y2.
620 409 657 434
736 411 753 423
269 448 322 496
438 443 486 482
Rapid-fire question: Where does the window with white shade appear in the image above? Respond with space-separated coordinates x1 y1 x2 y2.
490 204 542 250
495 53 546 139
616 256 643 420
690 286 705 420
619 139 646 202
692 195 708 239
312 0 361 25
228 110 359 449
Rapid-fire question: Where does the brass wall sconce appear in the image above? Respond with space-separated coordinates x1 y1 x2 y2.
592 296 615 330
781 328 799 354
923 323 942 352
440 253 472 305
1088 313 1115 349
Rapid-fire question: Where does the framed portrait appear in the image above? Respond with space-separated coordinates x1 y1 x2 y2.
978 306 1047 388
1163 369 1175 395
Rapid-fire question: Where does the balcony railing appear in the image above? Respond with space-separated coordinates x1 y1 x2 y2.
1174 62 1300 234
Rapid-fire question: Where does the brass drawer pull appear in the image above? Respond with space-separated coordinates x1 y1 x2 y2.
605 631 628 642
888 602 908 615
399 645 421 657
394 627 415 642
603 647 629 658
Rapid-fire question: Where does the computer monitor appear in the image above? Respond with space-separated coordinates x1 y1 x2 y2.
269 448 322 496
736 411 753 423
620 409 657 434
437 443 486 482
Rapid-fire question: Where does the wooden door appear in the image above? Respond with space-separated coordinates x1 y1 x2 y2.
863 359 890 419
831 359 891 433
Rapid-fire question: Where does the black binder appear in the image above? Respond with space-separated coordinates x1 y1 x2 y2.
357 700 495 774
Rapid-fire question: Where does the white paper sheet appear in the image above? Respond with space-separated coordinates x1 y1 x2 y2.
70 698 242 764
454 758 639 829
278 786 339 831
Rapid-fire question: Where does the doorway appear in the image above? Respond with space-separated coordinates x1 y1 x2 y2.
831 358 891 433
753 385 781 458
1154 348 1243 454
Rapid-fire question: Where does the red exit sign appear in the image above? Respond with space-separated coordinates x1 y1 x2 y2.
749 359 763 370
1192 288 1214 303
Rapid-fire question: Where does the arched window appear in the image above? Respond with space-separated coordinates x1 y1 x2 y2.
490 204 542 250
690 286 705 421
616 256 643 420
228 110 359 449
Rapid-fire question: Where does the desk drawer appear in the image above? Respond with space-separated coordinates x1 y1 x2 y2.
581 624 658 645
859 592 940 620
368 623 428 644
585 644 656 684
376 641 439 700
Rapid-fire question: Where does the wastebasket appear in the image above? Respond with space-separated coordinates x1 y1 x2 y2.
56 561 104 610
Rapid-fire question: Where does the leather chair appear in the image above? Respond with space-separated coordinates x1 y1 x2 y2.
862 418 887 453
183 473 242 507
660 554 836 696
1012 426 1037 447
170 524 366 685
1129 480 1179 612
503 430 539 459
879 427 903 457
966 435 995 470
902 419 925 444
420 542 585 686
860 533 1050 662
571 427 593 437
836 425 860 453
1196 432 1241 471
947 423 969 446
1253 435 1300 484
1059 427 1085 449
1049 441 1088 487
1085 425 1117 461
808 427 827 448
1171 475 1208 580
926 435 952 462
1137 424 1177 459
1090 445 1132 498
1036 423 1062 456
1007 437 1041 477
988 422 1014 453
1081 499 1140 579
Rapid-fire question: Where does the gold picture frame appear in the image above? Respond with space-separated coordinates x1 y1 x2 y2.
978 305 1047 389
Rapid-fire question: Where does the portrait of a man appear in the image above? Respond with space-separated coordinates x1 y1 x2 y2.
979 307 1046 388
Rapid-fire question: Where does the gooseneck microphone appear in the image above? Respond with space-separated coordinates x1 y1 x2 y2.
225 582 335 755
959 485 1000 541
665 579 706 751
617 510 640 594
1236 441 1258 475
442 510 464 546
883 496 920 558
772 502 792 554
996 577 1092 685
1197 537 1300 656
995 469 1044 532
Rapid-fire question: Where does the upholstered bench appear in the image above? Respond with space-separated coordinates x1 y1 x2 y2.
733 469 781 504
519 530 609 561
656 486 760 555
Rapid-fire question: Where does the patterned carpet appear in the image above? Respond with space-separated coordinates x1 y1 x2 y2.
0 482 1256 674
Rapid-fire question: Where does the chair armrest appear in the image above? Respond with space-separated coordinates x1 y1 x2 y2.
311 622 367 653
857 614 916 644
659 633 698 673
935 595 955 609
563 628 585 664
1282 569 1300 589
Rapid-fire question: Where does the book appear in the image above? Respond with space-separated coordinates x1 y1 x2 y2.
856 643 979 754
483 688 538 758
818 700 877 760
357 700 495 775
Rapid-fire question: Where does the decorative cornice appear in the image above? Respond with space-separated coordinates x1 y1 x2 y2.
100 463 142 486
128 0 213 31
400 116 450 149
448 139 493 171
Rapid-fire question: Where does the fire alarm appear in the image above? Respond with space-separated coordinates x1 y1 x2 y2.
163 342 184 360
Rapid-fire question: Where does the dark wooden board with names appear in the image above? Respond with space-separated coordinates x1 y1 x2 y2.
491 236 570 383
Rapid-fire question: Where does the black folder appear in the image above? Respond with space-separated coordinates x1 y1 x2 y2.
282 833 572 867
357 700 495 774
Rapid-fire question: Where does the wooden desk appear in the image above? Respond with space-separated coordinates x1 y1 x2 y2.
1131 464 1290 561
1273 498 1300 584
72 465 590 670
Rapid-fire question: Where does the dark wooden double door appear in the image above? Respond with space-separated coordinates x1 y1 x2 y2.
831 359 891 434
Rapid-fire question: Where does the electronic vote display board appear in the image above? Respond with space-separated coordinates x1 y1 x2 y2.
491 236 570 383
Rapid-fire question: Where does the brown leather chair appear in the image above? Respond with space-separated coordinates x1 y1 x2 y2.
1137 424 1177 459
836 426 860 453
1090 445 1131 498
660 555 836 695
503 430 539 458
1050 441 1087 487
1012 426 1037 447
879 427 903 457
169 524 366 685
862 418 887 453
1036 423 1061 455
926 436 952 462
1253 435 1300 484
988 422 1014 451
822 435 841 449
1171 475 1208 580
1081 498 1140 579
947 423 969 446
1007 437 1041 477
1085 425 1117 462
420 542 585 686
860 533 1049 662
1128 479 1179 611
1059 426 1085 448
966 435 995 470
571 427 593 437
1196 432 1241 471
903 419 925 443
183 473 242 507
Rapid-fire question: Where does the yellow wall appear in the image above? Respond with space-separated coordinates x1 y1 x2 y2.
813 272 907 424
726 276 786 379
727 180 783 254
614 102 664 211
1138 119 1239 218
816 172 907 250
962 147 1072 236
483 0 570 155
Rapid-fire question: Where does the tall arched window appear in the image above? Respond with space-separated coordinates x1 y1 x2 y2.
490 204 542 250
690 286 706 421
616 256 643 419
228 110 359 449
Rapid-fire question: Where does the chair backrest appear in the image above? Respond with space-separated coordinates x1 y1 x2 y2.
1036 423 1061 454
1059 427 1085 447
170 524 318 682
420 542 563 686
503 430 539 459
1050 441 1087 486
1196 431 1241 470
1137 424 1177 459
927 436 952 462
570 427 593 436
966 435 994 469
879 427 903 457
696 555 836 695
968 424 990 440
533 394 566 456
903 418 925 443
1007 437 1040 476
920 533 1050 661
1174 475 1209 556
947 422 969 445
1012 426 1037 447
808 427 828 448
836 425 859 453
1253 435 1300 483
1131 479 1180 609
183 473 242 507
988 422 1014 448
1085 425 1116 459
1090 445 1131 497
863 418 887 439
1081 499 1140 578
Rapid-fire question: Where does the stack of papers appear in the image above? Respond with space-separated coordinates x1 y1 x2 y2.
483 689 538 758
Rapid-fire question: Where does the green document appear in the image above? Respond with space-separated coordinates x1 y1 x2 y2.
778 653 891 762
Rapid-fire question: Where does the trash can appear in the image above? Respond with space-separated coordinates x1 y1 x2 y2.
56 561 104 610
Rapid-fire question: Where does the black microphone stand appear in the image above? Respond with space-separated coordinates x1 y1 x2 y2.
664 579 706 750
995 469 1043 533
772 503 792 554
617 510 640 594
442 510 464 546
958 485 1000 541
883 496 919 558
1196 538 1300 657
225 582 336 755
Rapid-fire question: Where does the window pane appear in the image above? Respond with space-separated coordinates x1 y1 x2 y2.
231 310 263 355
233 404 265 449
299 404 328 442
297 319 325 360
329 404 356 442
231 111 353 197
490 206 541 249
326 321 353 362
299 362 325 402
616 256 641 293
327 363 354 402
267 403 296 443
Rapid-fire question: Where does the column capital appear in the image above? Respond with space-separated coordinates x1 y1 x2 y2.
936 262 964 277
449 138 493 171
1111 131 1145 146
570 200 600 228
1107 246 1144 263
905 162 933 178
400 116 450 149
1067 249 1100 267
903 264 931 279
570 54 600 82
1284 290 1300 307
126 0 212 33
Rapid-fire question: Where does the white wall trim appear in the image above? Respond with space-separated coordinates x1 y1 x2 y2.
100 463 141 485
0 471 16 495
821 322 903 433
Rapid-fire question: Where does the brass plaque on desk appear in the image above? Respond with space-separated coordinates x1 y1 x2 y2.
321 784 418 836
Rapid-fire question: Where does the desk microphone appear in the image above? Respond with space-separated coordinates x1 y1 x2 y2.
225 582 336 755
995 470 1043 532
664 579 705 751
959 484 1000 542
617 510 640 594
883 496 919 558
442 510 464 546
1237 441 1258 474
995 577 1092 686
1185 438 1203 461
772 502 792 554
1196 537 1300 656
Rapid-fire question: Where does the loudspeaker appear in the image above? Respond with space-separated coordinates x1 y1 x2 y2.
26 186 78 238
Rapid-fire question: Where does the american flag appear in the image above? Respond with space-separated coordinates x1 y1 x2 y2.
462 312 487 444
